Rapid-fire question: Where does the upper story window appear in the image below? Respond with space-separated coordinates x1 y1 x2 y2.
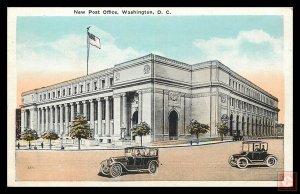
44 94 46 100
229 79 231 86
58 90 60 98
53 92 55 98
40 95 42 101
87 83 90 92
94 81 97 90
48 93 50 99
68 88 71 95
102 79 105 88
74 86 77 94
63 89 65 96
80 85 83 93
110 78 113 86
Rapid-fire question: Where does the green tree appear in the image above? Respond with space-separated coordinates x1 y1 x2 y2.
41 130 59 149
21 128 39 149
131 122 151 146
216 123 229 141
69 115 92 150
187 119 209 144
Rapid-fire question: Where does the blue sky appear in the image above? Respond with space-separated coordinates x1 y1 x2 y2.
17 16 283 74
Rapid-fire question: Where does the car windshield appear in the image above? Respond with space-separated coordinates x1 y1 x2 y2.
124 148 158 157
242 142 268 152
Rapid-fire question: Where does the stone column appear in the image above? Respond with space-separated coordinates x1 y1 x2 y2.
76 102 80 116
138 90 142 123
83 100 87 117
122 93 128 130
21 109 25 132
105 96 110 136
24 110 27 129
89 99 95 136
45 107 48 131
54 105 58 133
59 104 63 135
70 102 75 121
41 108 45 133
49 106 53 130
65 103 69 135
97 98 102 136
113 94 121 138
37 108 40 135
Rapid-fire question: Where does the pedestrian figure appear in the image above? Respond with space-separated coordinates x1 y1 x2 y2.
41 142 44 149
17 142 20 149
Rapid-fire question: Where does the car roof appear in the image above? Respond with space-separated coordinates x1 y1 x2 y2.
242 140 268 144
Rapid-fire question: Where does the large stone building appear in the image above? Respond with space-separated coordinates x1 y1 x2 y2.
20 54 280 144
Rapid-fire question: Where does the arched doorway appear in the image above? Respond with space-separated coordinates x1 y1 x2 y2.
169 110 178 140
229 114 233 136
132 111 138 126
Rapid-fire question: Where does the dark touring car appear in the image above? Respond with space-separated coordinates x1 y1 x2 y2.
228 140 278 169
100 146 159 178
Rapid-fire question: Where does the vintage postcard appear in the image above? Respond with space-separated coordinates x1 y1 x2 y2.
7 7 293 187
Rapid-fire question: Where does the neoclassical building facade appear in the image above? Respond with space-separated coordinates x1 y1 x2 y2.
20 54 280 143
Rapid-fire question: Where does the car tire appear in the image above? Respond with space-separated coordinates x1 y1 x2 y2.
110 164 122 178
266 156 277 167
148 161 158 174
236 157 248 169
228 155 236 167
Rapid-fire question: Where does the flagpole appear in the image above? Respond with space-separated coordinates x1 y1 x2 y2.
87 26 91 76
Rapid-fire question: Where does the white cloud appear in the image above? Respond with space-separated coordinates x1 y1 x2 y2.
192 29 283 72
17 27 150 74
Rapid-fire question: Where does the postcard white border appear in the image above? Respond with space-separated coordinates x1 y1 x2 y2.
7 7 293 187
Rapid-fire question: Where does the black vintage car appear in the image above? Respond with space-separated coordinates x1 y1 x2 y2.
228 140 278 169
100 146 159 178
232 131 243 141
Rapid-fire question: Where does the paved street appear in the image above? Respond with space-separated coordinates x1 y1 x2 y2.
16 139 283 181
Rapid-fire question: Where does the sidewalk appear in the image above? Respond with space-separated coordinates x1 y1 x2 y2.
15 139 233 151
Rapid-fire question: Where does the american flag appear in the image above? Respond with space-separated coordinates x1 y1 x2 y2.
88 32 101 49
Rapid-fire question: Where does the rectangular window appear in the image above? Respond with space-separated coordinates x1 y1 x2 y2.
53 92 55 98
94 102 98 120
102 80 105 88
58 90 60 98
102 101 105 120
63 89 65 96
68 88 71 95
87 83 90 92
40 95 42 101
110 78 113 86
87 102 90 121
94 81 97 90
44 94 46 100
48 93 50 99
229 79 231 86
80 85 83 93
74 86 77 94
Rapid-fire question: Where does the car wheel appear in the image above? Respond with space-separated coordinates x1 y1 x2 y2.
110 164 122 178
148 161 158 174
100 163 109 176
236 157 248 169
266 156 277 167
228 155 236 167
